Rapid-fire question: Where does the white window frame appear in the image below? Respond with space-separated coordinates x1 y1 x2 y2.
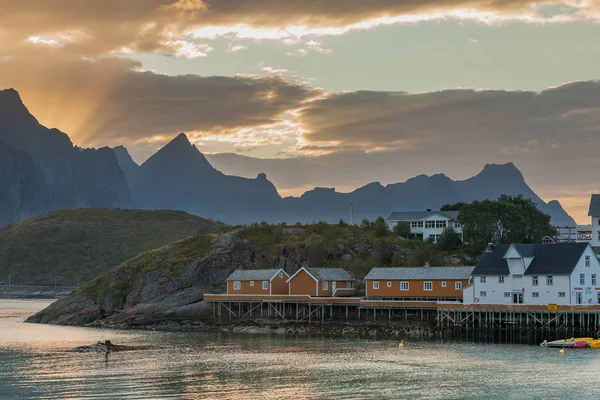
480 276 486 283
546 276 553 286
441 281 447 288
425 220 436 229
279 272 283 278
498 276 504 283
532 276 538 286
558 292 566 298
586 256 591 267
262 281 268 290
480 291 487 297
250 281 254 287
593 274 597 286
455 281 462 290
504 292 511 298
233 281 241 290
386 281 392 287
580 274 585 285
322 281 328 291
373 281 379 290
532 292 540 298
346 281 352 289
400 281 409 291
424 281 433 291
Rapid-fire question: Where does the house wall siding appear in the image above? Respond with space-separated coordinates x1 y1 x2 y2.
288 270 317 296
365 279 468 298
271 272 289 294
227 280 271 295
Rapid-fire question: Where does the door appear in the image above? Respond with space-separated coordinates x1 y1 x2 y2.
332 281 337 296
576 292 582 304
512 293 523 304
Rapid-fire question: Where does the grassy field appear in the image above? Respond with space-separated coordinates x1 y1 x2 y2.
0 209 227 285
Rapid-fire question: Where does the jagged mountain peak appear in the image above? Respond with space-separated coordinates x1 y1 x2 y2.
477 162 524 182
140 132 216 173
0 88 39 126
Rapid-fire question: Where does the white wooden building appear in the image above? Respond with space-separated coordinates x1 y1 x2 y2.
463 243 600 306
386 210 462 243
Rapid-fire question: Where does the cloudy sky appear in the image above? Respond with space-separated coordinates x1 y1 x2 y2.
1 0 599 222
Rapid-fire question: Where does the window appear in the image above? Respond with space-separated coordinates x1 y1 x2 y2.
262 281 269 290
424 281 433 291
480 291 487 297
279 272 283 278
546 276 553 286
498 276 505 284
580 274 586 285
425 220 436 229
250 281 254 287
346 281 352 289
435 220 447 229
454 221 461 228
455 281 462 290
322 281 328 291
480 276 486 283
532 276 539 286
411 221 423 228
504 292 511 298
400 281 409 291
387 281 392 288
233 281 241 290
586 256 591 267
558 292 566 298
532 292 540 298
593 274 597 286
441 281 447 288
373 281 379 289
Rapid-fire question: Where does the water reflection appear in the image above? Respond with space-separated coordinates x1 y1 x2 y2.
2 300 600 399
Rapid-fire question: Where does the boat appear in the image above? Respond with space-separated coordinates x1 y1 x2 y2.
541 336 600 349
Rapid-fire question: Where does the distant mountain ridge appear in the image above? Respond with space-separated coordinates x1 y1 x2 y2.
0 88 575 227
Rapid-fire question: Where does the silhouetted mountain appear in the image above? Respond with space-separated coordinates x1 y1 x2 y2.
131 133 281 223
0 141 52 226
0 88 133 226
112 145 140 184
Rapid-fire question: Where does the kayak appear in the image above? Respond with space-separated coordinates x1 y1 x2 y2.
540 338 594 348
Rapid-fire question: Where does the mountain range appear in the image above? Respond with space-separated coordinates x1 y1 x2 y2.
0 88 576 227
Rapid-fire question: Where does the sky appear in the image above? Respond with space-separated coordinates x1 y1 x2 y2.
0 0 599 223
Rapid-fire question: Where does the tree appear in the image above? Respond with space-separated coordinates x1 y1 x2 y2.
437 227 462 250
374 216 388 237
441 202 469 211
458 195 558 247
393 221 411 238
307 242 326 266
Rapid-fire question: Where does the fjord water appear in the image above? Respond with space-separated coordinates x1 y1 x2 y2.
1 300 600 400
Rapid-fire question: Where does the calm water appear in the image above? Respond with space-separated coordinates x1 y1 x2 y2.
1 300 599 399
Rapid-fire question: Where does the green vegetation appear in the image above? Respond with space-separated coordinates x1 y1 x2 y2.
0 209 227 285
456 195 557 247
393 221 411 238
437 227 462 250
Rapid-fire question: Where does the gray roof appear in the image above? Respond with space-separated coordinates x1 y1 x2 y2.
364 266 474 281
472 243 589 276
589 194 600 216
305 268 355 281
386 210 460 222
226 269 284 281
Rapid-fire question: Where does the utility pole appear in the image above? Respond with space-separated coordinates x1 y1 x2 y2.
350 202 354 225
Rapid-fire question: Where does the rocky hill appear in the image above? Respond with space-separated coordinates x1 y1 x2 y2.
26 223 473 328
0 208 226 285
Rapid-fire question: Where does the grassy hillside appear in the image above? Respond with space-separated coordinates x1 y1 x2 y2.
0 209 227 285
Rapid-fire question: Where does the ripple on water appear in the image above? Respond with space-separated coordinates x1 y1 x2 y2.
2 300 600 399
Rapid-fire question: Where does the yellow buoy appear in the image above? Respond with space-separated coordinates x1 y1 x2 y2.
398 340 404 348
559 349 565 355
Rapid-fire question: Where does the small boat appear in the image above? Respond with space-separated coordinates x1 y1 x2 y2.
541 337 598 349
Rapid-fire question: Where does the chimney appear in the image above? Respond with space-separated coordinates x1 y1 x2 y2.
426 209 432 212
424 262 430 268
486 243 494 252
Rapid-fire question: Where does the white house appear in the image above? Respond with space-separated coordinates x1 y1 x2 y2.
463 242 600 306
588 194 600 247
552 194 600 245
386 210 463 243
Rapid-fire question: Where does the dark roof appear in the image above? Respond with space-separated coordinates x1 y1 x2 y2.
472 243 589 276
305 268 355 281
589 194 600 216
386 210 460 221
364 266 474 280
226 269 284 281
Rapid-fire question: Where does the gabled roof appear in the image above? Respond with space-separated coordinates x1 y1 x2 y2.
589 194 600 216
287 267 355 282
364 266 474 280
226 268 286 281
386 210 459 222
472 243 590 276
